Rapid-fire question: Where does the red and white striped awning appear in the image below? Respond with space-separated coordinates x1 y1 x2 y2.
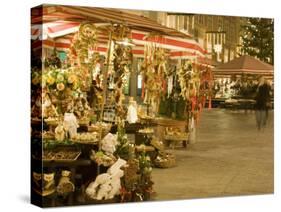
131 30 206 56
31 21 206 58
31 21 80 40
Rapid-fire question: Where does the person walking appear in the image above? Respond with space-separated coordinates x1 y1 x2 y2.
255 77 271 130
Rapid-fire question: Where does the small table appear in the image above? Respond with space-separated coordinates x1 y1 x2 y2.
164 133 189 149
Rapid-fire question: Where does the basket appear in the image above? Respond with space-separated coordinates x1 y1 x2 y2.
79 119 90 126
150 137 164 151
43 148 81 162
44 118 59 126
164 133 189 141
154 153 176 168
88 123 111 138
135 145 155 153
71 132 99 144
87 125 100 132
42 131 55 140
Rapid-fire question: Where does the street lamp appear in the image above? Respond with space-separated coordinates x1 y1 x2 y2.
214 44 222 61
205 30 226 62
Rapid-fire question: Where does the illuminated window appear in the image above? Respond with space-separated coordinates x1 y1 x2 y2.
137 75 142 89
137 74 142 96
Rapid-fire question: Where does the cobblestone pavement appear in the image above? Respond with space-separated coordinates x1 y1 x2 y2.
152 109 274 200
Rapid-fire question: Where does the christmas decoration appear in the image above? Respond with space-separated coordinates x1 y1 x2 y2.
240 18 274 64
112 26 133 123
114 123 132 160
141 38 168 116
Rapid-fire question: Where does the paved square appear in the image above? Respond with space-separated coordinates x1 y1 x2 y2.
152 109 274 200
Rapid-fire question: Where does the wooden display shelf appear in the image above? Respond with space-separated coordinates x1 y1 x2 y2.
43 159 92 167
135 145 155 152
152 117 187 145
164 133 189 149
164 134 189 141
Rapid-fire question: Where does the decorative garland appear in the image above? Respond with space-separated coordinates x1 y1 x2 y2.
199 66 213 109
177 61 201 128
70 22 98 64
111 25 133 124
69 22 100 92
177 62 214 128
141 38 168 115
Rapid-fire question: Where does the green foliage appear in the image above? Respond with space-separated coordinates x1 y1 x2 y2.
114 125 131 160
138 152 152 175
43 139 74 150
240 18 274 64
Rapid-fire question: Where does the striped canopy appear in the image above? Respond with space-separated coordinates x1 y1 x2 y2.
31 21 80 40
31 22 206 59
31 4 207 61
31 5 192 38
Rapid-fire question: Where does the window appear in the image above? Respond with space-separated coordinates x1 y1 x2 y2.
168 15 176 28
194 29 199 42
198 15 204 25
184 16 188 30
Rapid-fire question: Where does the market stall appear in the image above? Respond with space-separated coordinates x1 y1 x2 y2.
212 55 273 109
31 4 209 207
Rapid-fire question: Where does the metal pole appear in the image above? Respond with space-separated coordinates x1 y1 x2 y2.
99 30 113 122
97 29 113 175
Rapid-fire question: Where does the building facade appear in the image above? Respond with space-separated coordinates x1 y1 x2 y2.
123 10 242 64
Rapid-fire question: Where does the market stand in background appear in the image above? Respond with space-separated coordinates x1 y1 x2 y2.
212 55 273 109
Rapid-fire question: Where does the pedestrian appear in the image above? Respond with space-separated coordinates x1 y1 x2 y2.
255 77 271 130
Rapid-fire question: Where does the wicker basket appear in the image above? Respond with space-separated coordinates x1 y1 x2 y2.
88 124 111 138
44 119 59 126
150 138 164 151
43 149 81 162
87 125 100 132
135 145 155 153
154 153 176 168
79 119 90 126
164 133 189 141
42 132 55 140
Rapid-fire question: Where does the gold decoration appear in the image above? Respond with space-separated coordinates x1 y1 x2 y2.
56 82 65 91
141 40 168 115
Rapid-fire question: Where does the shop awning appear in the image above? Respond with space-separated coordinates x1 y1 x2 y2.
31 25 206 57
31 21 80 40
31 5 206 58
31 4 192 38
213 55 274 76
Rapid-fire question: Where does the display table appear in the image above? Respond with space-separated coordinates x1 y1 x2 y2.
164 133 189 149
212 98 227 108
237 99 256 110
221 99 256 110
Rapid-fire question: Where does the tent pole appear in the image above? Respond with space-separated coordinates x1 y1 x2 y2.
100 30 113 122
